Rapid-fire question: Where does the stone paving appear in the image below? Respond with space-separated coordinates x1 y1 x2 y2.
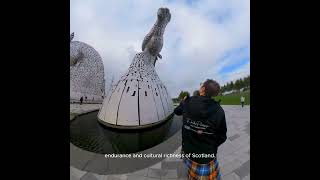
70 105 250 180
70 103 102 121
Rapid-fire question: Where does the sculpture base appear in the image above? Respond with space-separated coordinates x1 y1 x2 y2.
97 113 174 130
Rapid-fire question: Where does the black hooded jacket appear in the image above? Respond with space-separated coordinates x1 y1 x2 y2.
174 96 227 164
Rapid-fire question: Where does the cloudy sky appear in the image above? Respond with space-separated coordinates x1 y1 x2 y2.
70 0 250 97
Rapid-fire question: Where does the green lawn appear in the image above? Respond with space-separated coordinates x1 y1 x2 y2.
172 91 250 106
213 91 250 105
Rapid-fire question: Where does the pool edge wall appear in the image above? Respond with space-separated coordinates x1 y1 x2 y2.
97 113 175 130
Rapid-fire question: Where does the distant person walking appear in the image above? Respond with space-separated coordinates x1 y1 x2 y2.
240 96 245 107
80 97 83 105
174 79 227 180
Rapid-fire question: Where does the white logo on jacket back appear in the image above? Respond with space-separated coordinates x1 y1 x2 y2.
184 118 213 135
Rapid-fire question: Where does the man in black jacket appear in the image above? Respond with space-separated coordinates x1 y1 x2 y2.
174 79 227 180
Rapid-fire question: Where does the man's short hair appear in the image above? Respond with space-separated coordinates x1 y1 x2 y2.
202 79 220 97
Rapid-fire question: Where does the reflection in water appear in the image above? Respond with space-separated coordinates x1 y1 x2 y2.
70 111 182 154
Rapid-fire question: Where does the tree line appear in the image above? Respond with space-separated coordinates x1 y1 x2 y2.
174 75 250 102
220 75 250 93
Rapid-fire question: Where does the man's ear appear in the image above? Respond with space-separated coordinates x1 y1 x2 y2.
200 86 205 95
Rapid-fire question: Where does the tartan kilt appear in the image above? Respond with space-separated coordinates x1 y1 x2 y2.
183 156 221 180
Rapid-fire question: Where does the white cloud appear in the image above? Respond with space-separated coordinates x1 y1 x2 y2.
71 0 250 97
220 62 250 85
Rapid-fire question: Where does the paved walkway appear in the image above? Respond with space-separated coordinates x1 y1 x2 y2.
70 104 102 120
70 105 250 180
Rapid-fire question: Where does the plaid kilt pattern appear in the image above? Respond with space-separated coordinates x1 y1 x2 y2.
183 157 221 180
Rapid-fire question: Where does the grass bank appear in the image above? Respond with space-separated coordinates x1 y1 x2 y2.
214 91 250 105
